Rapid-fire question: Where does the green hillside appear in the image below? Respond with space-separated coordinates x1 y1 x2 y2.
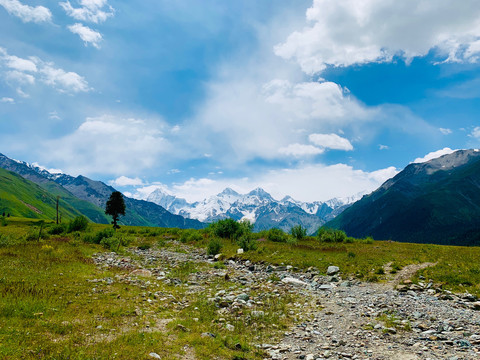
0 168 109 223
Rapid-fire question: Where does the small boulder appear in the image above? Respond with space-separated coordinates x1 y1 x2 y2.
237 248 244 254
130 269 152 277
327 266 339 275
281 276 309 287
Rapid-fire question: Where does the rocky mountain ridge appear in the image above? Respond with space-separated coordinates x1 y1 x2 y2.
326 149 480 245
147 186 365 234
0 153 204 229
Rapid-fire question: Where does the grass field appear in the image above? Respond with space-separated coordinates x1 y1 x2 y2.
1 217 480 359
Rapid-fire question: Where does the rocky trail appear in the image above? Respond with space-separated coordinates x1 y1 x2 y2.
92 244 480 360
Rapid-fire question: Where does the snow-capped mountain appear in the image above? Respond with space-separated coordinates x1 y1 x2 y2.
146 187 365 234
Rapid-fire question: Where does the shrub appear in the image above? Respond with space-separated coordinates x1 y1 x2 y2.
237 234 257 252
318 228 347 243
208 218 253 240
48 223 67 235
68 216 89 232
207 238 223 255
100 236 120 251
138 243 151 251
179 230 203 243
94 228 115 244
290 225 307 240
0 216 7 227
266 228 287 243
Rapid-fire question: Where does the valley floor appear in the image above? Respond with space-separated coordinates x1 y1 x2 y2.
91 244 480 360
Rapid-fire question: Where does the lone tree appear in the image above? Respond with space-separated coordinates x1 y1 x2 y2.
105 191 126 230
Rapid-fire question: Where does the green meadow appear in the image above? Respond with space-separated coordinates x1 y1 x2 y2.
0 217 479 359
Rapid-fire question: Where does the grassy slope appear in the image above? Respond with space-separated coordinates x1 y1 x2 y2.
0 168 109 224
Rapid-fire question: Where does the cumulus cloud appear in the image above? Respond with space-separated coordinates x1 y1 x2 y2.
140 163 399 203
412 147 457 163
0 47 90 93
39 63 90 92
378 144 389 150
187 68 374 164
309 133 353 151
109 176 144 187
439 127 452 135
68 23 102 48
471 127 480 138
43 115 170 176
0 0 52 23
60 0 114 23
279 143 324 157
275 0 480 74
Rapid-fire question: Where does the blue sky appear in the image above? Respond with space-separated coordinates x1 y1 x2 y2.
1 0 480 202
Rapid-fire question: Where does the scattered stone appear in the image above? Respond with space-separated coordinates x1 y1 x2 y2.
282 277 309 287
237 248 244 254
326 266 339 275
130 269 152 277
149 352 161 359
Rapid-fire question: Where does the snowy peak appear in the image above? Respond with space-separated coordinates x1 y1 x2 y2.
247 187 273 200
145 186 364 233
218 187 239 196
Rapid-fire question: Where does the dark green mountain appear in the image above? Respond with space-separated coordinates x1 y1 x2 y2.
0 153 204 229
326 149 480 246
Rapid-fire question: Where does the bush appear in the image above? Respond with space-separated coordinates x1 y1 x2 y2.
94 228 115 244
207 238 223 255
0 216 7 227
266 228 287 243
179 229 203 243
100 236 120 250
290 225 307 240
48 223 67 235
318 228 347 243
68 216 89 233
208 218 253 241
237 234 257 252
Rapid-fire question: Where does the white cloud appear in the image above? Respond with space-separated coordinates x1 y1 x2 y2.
43 115 170 176
378 144 389 150
187 69 373 164
60 0 114 23
39 63 90 92
471 126 480 138
4 55 37 72
0 97 14 103
109 176 144 187
439 127 452 135
0 47 90 93
412 147 457 163
68 23 102 49
309 133 353 151
0 0 52 23
160 163 398 203
275 0 480 74
279 143 324 157
6 70 35 85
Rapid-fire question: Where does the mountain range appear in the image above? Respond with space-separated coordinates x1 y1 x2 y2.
146 187 364 234
0 153 204 229
326 149 480 246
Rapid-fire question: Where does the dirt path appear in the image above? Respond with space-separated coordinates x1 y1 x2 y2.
93 246 480 360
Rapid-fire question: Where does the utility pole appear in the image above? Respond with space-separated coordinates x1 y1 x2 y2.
56 196 60 224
